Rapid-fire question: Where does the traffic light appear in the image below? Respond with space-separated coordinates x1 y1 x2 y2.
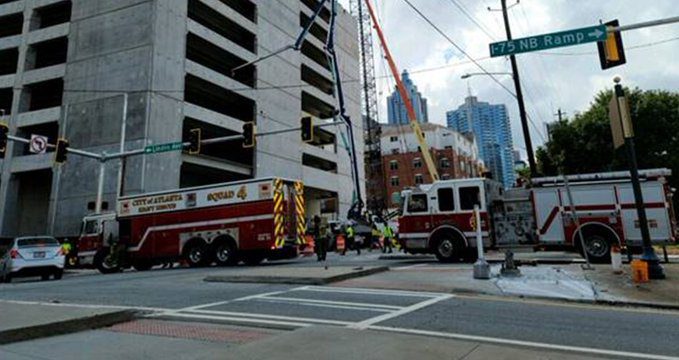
242 122 255 148
301 117 313 143
188 128 201 155
597 20 626 70
0 122 7 159
54 138 69 164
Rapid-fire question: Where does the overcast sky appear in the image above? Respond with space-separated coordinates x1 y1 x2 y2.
342 0 679 159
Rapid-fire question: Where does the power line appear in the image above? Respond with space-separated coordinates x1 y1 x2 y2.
446 0 497 40
537 36 679 56
401 0 517 99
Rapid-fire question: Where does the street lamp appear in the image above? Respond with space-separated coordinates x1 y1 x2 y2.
461 72 512 79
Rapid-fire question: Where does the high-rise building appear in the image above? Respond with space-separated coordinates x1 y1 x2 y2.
380 123 483 209
387 70 428 125
0 0 363 237
447 96 515 188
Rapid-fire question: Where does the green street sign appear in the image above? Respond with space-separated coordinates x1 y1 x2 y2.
144 142 184 154
489 24 607 57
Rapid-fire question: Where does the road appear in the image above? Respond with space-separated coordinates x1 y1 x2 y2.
1 253 678 359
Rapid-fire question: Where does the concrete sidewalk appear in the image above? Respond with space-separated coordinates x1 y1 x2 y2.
224 325 604 360
0 301 136 344
204 266 388 285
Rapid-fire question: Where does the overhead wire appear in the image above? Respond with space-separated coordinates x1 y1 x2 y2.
446 0 498 40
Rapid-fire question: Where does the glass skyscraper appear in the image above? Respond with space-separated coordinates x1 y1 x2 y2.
446 96 516 188
387 70 428 125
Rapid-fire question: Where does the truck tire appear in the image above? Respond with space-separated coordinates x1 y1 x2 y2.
576 227 613 264
214 240 238 266
433 236 464 263
184 240 210 267
94 249 122 274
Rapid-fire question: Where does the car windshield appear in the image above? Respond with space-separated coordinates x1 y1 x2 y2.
17 237 59 248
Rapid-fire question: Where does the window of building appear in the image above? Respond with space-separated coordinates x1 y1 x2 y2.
459 186 480 210
414 174 424 185
390 176 399 186
440 157 450 168
413 158 422 168
407 194 428 213
389 160 398 170
437 187 455 212
390 136 398 142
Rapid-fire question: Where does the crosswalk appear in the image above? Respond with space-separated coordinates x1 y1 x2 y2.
152 286 453 329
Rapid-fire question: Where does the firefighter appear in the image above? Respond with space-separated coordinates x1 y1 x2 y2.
312 216 327 261
370 224 382 251
317 220 331 262
382 224 394 254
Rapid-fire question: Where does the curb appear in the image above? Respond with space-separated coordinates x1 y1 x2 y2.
204 266 389 285
448 287 679 311
377 254 584 265
0 310 138 345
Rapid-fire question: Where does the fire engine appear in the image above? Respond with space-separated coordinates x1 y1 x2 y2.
399 169 677 263
78 178 306 273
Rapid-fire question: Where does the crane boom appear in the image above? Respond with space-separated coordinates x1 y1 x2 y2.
363 0 440 182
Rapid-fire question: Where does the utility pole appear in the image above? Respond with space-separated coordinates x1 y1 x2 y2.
499 0 537 177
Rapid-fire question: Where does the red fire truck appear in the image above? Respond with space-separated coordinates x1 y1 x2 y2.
77 178 306 273
398 169 677 263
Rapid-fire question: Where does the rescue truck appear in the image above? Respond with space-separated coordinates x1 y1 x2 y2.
78 178 306 273
399 169 677 263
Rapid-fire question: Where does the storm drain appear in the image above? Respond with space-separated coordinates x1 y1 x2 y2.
107 319 274 343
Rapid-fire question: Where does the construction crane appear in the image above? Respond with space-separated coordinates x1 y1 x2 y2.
363 0 440 182
350 0 385 216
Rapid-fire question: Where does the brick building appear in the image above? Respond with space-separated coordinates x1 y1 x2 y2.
380 123 483 209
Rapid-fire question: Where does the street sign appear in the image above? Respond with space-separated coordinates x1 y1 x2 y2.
29 134 48 154
144 142 184 154
489 24 607 57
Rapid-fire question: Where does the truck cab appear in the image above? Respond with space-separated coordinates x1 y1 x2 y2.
77 212 118 267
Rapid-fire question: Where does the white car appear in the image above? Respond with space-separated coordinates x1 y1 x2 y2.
1 236 65 283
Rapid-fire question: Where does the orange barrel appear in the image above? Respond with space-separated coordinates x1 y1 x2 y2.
300 235 315 257
631 260 649 283
336 234 345 253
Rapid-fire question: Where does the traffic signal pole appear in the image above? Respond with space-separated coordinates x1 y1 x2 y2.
500 0 537 177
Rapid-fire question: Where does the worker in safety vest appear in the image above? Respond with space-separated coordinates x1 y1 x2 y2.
343 222 360 255
370 224 382 251
382 224 394 253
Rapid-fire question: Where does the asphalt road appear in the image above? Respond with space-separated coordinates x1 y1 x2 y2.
1 253 678 359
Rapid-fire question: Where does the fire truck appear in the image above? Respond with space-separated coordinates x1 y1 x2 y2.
77 178 306 273
398 169 677 263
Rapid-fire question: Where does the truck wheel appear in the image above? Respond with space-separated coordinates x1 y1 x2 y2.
576 228 612 264
434 237 464 263
94 249 122 274
185 241 209 267
214 241 238 266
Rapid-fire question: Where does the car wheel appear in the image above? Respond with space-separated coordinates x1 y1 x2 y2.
54 269 63 280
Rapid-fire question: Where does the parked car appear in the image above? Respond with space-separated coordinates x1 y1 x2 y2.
1 236 65 283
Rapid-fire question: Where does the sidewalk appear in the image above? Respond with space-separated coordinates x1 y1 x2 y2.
0 301 136 344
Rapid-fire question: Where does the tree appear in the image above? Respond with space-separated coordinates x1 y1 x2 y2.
537 88 679 215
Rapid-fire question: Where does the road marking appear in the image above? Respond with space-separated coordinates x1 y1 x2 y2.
165 312 312 328
349 294 453 330
297 285 441 298
170 290 289 313
367 325 679 360
181 309 352 326
255 298 392 312
254 296 403 311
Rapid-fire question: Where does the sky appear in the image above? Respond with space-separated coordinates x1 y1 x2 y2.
342 0 679 159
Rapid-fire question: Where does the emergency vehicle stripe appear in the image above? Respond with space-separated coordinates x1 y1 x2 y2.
274 178 285 248
294 181 306 245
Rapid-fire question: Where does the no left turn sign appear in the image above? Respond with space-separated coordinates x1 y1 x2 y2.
29 134 48 154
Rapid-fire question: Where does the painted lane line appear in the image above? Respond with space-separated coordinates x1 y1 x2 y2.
163 312 312 328
168 290 290 314
254 298 392 313
367 325 679 360
255 296 403 311
184 309 353 326
299 286 442 298
349 294 454 330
